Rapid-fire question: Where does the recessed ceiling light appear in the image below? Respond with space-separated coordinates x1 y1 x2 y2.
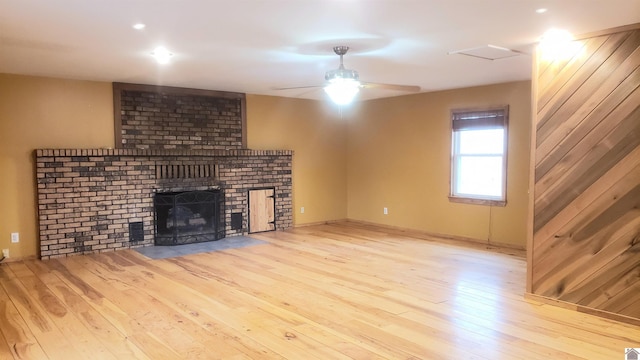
536 8 548 14
133 23 146 30
539 28 579 60
540 28 573 44
151 46 173 64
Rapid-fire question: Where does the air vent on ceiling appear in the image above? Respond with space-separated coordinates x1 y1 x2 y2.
448 45 525 60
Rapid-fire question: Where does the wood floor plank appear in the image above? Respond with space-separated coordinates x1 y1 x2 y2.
177 253 429 358
89 252 290 359
44 258 186 359
66 255 249 360
19 260 152 360
0 265 85 359
162 254 412 358
0 278 49 360
5 263 119 360
1 222 639 359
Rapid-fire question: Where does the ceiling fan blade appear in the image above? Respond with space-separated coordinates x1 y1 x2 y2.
361 82 421 92
271 85 323 91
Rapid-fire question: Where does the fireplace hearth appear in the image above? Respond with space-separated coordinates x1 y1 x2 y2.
154 189 224 246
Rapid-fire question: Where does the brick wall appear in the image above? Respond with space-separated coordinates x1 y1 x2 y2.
35 149 292 259
114 83 246 150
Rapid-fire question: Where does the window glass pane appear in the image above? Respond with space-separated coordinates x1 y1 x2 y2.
455 156 503 197
458 129 504 154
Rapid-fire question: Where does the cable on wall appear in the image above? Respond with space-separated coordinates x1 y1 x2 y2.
488 205 493 245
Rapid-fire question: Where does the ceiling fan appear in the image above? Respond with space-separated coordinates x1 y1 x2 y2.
274 46 421 105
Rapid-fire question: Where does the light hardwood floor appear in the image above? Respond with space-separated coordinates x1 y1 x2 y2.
1 222 638 359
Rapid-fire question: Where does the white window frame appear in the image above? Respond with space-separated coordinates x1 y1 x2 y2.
449 106 509 207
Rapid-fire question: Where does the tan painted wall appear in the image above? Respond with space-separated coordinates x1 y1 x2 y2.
0 74 115 259
246 95 348 225
347 81 531 247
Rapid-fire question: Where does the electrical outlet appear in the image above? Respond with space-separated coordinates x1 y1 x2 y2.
11 232 19 243
2 249 8 258
300 207 305 214
383 207 388 215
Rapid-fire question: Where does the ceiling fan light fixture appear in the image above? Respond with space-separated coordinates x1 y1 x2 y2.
324 50 360 105
324 78 360 105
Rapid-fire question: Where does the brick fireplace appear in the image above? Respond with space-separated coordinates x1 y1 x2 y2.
35 84 293 259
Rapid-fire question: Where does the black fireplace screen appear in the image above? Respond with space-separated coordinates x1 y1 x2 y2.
154 190 224 246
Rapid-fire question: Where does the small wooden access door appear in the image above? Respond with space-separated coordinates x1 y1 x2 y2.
248 188 276 233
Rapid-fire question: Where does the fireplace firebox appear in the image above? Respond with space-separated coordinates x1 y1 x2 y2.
154 190 224 245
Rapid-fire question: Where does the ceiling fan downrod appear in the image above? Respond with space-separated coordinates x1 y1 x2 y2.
333 46 350 69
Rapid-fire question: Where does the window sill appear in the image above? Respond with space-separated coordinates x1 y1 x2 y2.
448 196 506 207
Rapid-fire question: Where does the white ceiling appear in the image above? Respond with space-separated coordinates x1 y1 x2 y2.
1 0 639 102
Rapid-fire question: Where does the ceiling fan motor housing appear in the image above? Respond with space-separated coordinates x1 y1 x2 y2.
325 67 360 82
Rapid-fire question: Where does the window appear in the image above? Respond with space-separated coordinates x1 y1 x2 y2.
450 106 508 206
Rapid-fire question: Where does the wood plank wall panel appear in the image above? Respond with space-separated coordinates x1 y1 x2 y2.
530 24 640 320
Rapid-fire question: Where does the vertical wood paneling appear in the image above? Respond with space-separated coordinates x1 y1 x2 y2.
530 24 640 321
